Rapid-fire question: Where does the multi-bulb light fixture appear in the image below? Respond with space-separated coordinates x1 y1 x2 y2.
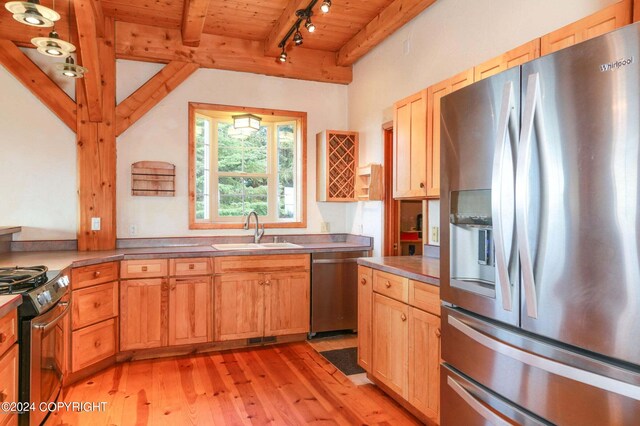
278 0 331 63
4 0 87 78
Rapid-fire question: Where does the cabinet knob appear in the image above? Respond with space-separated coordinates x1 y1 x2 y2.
265 280 271 286
141 266 148 272
0 333 6 344
400 313 407 322
94 340 101 348
94 301 101 309
94 271 101 277
360 278 367 285
420 182 425 188
436 328 441 338
188 264 195 270
385 281 391 288
259 281 265 286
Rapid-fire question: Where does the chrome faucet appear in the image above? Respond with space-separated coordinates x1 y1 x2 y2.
243 211 265 243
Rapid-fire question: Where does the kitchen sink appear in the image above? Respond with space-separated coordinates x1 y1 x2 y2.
212 242 302 250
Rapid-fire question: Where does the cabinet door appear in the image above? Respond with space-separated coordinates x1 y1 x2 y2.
169 277 212 346
0 345 18 426
372 293 409 398
427 69 473 198
541 0 631 55
357 266 373 372
264 272 310 336
214 273 264 341
408 307 441 422
120 279 165 351
474 39 540 81
393 91 427 199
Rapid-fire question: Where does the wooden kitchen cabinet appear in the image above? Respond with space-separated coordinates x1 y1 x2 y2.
72 281 118 329
474 39 541 81
168 276 212 345
214 273 264 341
541 0 631 55
0 344 18 426
393 90 427 199
372 293 409 398
316 130 359 201
408 307 441 422
357 266 373 372
72 319 117 372
427 69 474 198
120 279 165 350
264 272 310 336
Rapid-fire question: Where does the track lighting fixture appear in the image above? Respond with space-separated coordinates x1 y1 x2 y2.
32 30 75 57
5 0 60 27
55 56 88 78
277 0 330 64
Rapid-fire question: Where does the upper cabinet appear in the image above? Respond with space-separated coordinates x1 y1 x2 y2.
474 39 541 81
426 69 474 198
393 90 427 199
316 130 359 202
541 0 631 55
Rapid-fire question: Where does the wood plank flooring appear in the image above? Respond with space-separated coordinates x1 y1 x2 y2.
307 334 358 353
47 342 420 425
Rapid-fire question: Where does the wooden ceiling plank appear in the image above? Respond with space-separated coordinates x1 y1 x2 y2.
74 0 104 122
263 0 309 57
337 0 437 66
115 21 352 84
181 0 211 46
116 61 199 136
0 39 76 132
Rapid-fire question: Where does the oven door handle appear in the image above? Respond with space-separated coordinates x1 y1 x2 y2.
33 301 70 331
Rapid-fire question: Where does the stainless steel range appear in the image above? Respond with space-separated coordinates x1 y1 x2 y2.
0 266 70 426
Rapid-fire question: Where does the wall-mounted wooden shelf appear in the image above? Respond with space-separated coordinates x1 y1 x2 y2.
356 163 383 201
131 161 176 196
316 130 359 202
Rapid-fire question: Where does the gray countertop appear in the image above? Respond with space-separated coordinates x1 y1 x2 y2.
0 295 22 318
0 242 372 270
358 256 440 286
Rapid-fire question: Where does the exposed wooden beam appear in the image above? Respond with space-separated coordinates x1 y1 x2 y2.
337 0 437 66
264 0 309 57
115 22 352 84
0 40 76 132
74 0 103 122
181 0 211 47
634 0 640 22
116 61 199 136
77 17 116 251
92 0 106 37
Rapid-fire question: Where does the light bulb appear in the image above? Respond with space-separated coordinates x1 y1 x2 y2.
293 30 303 45
320 0 331 13
305 19 315 33
279 50 287 63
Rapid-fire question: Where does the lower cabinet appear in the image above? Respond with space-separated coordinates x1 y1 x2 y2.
0 342 18 426
264 272 310 336
120 279 164 351
168 277 212 346
72 319 117 371
360 266 441 424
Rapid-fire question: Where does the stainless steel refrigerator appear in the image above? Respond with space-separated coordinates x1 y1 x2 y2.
440 22 640 425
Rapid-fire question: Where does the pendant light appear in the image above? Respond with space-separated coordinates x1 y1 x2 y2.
32 30 75 57
232 114 262 131
5 0 60 27
54 0 87 78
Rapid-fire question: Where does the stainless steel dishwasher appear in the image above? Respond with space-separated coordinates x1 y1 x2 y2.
310 250 370 336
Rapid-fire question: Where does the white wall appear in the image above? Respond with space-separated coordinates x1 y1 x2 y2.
116 61 350 238
347 0 619 255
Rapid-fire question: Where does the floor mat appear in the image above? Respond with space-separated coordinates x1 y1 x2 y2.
319 347 365 376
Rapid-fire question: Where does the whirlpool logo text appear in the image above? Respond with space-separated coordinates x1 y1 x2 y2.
600 56 634 72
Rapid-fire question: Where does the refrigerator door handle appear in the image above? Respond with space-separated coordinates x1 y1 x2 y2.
448 314 640 401
447 376 513 426
516 73 542 319
491 81 517 312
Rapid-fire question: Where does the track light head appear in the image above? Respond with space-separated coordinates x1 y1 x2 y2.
320 0 331 13
305 18 315 33
279 48 287 63
293 29 303 45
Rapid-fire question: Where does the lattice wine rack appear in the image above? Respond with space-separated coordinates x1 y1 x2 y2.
316 130 359 202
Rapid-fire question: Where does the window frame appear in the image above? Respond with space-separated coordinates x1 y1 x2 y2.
188 103 307 229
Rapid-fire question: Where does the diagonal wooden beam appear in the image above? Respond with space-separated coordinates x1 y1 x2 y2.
264 0 309 56
337 0 437 66
115 22 352 84
92 0 106 37
74 0 103 122
116 61 199 136
181 0 211 47
0 40 76 132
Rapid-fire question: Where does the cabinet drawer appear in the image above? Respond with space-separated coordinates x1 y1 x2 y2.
214 254 310 274
409 280 440 316
72 282 118 330
72 318 117 372
373 270 408 303
170 258 212 276
0 310 17 357
121 259 168 279
0 344 18 426
71 262 118 290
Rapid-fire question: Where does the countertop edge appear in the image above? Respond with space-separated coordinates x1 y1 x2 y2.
0 295 22 318
358 258 440 286
0 227 21 237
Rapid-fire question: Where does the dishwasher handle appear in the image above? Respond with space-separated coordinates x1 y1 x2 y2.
312 258 360 264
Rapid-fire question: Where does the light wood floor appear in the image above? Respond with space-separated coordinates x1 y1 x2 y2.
47 342 420 425
307 334 358 352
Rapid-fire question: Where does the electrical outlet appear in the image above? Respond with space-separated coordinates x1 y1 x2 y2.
129 224 138 236
431 226 439 243
91 217 101 231
320 222 330 233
